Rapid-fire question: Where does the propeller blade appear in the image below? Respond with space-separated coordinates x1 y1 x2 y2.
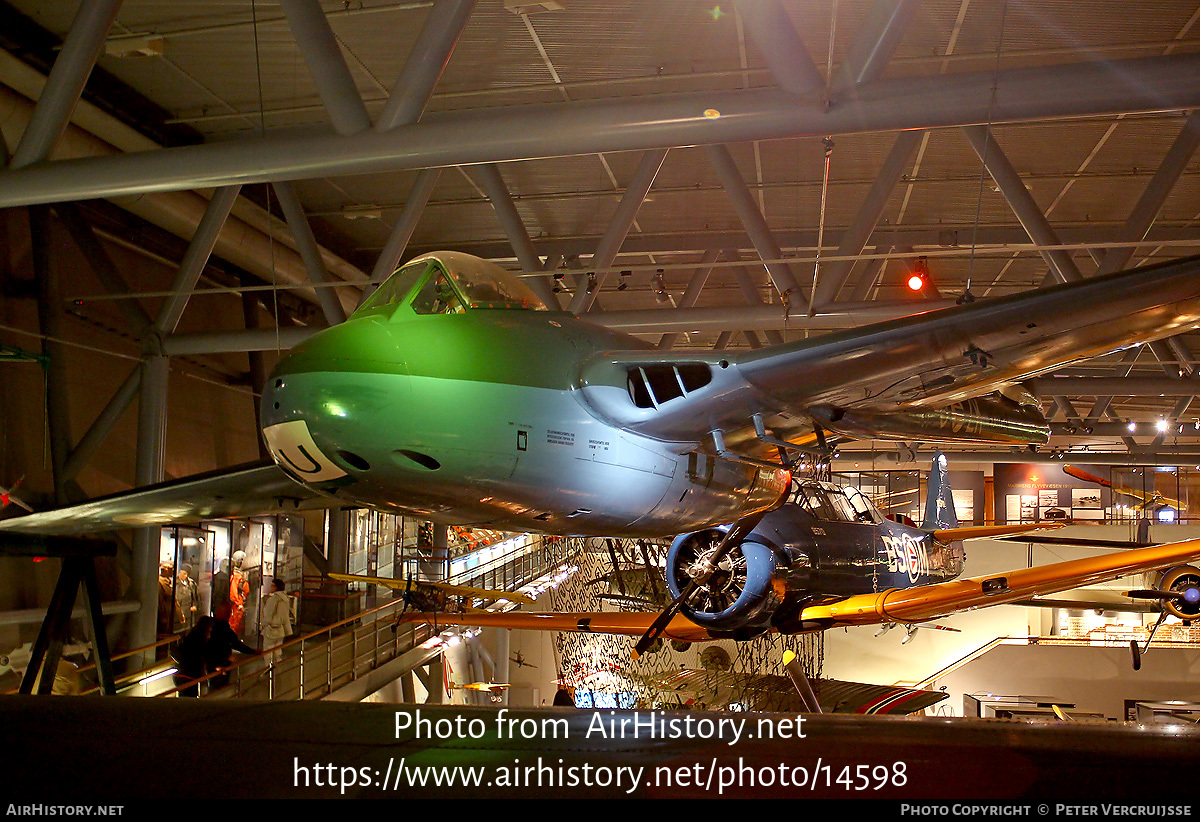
631 507 774 659
1125 588 1185 602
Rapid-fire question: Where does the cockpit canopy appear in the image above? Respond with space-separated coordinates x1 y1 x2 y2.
354 251 549 316
789 480 883 525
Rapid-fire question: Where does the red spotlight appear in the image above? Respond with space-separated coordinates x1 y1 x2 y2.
907 257 930 292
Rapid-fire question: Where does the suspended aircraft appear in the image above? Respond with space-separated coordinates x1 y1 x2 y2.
397 454 1200 660
325 572 534 614
5 250 1200 546
1063 464 1181 515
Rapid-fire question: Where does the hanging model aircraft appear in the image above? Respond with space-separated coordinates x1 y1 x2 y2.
397 454 1200 658
1062 464 1181 514
5 250 1200 544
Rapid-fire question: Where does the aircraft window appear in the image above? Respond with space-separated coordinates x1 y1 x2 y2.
794 486 839 521
355 261 433 313
411 272 466 315
443 258 548 311
792 483 865 523
843 487 881 523
826 491 860 523
625 363 713 408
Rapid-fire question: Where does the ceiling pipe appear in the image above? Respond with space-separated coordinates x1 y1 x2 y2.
3 52 1200 207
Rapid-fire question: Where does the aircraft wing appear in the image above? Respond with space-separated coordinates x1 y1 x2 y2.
401 609 717 643
800 537 1200 626
0 462 327 536
930 523 1064 542
586 255 1200 446
327 572 535 605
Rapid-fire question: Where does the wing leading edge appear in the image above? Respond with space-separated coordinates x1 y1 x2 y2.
0 462 326 536
580 254 1200 448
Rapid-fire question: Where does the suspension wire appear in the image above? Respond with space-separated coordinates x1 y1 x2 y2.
250 0 283 354
965 0 1010 297
807 0 839 317
808 137 835 317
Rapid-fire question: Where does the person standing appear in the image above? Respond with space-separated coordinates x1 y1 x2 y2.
261 578 293 666
176 564 199 632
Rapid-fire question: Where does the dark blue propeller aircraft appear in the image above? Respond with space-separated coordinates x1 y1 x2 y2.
404 453 1200 661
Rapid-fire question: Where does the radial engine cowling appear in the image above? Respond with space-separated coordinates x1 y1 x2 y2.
666 528 781 631
1158 565 1200 621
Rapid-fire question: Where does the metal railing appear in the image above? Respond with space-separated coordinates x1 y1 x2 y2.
52 534 578 700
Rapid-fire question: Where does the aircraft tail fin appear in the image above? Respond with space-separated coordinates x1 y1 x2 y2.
922 451 958 531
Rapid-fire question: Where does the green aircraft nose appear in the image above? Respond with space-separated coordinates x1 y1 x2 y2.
261 318 409 483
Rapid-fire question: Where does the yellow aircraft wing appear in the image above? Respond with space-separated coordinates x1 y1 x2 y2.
401 609 716 642
800 536 1200 626
930 523 1065 542
327 573 535 605
448 682 511 693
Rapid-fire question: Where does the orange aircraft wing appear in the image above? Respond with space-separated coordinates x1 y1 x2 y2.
930 523 1065 542
402 609 715 642
800 537 1200 626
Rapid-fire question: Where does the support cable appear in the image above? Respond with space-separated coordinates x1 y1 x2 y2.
965 1 1010 295
807 2 839 316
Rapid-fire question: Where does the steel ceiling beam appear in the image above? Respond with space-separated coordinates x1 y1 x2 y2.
409 224 1200 263
1096 111 1200 276
1028 377 1200 396
849 247 892 301
962 126 1084 285
375 0 477 130
570 149 668 313
463 163 562 309
728 250 785 346
370 167 441 285
273 181 348 325
9 0 121 169
4 53 1200 207
835 449 1200 466
279 0 372 135
835 0 919 88
659 248 721 350
706 144 804 302
152 186 242 337
733 0 825 97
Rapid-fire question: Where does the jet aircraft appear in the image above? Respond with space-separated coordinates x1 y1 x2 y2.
398 454 1200 657
5 250 1200 547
